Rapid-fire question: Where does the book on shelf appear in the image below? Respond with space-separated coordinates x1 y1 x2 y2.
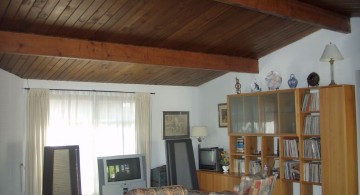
284 160 300 180
302 92 319 112
249 159 261 175
303 138 321 159
283 139 299 158
236 137 245 153
304 115 320 135
233 158 245 173
304 162 322 183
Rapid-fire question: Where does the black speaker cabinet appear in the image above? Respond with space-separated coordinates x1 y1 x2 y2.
165 139 198 190
43 145 82 195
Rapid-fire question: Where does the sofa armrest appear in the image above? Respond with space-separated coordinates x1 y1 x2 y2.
126 185 188 195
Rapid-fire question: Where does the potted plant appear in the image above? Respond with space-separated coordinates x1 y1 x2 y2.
220 150 230 172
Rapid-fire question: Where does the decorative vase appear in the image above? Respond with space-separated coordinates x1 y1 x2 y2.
288 74 298 88
222 165 229 173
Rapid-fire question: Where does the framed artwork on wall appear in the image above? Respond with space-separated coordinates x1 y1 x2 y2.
163 111 190 140
218 103 228 128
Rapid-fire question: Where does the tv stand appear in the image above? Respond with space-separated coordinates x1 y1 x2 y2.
102 180 146 195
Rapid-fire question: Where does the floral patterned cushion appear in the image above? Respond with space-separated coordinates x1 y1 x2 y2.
233 175 277 195
126 185 188 195
248 176 275 195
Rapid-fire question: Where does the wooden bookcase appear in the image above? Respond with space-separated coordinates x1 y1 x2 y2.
227 85 358 195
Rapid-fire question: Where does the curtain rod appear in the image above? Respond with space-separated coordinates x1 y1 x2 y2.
23 88 155 95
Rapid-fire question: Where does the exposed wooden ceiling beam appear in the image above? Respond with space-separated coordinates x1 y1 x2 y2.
0 31 258 73
215 0 350 33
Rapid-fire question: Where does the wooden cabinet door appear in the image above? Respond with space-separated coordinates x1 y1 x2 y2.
320 85 358 195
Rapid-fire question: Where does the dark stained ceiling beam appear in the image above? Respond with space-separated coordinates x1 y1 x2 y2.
0 31 259 73
214 0 351 33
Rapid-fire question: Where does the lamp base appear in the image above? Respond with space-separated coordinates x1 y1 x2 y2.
329 80 337 86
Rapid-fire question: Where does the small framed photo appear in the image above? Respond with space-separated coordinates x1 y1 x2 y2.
218 103 228 128
163 111 190 140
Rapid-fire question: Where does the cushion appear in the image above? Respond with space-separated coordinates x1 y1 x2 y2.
234 175 276 195
249 176 275 195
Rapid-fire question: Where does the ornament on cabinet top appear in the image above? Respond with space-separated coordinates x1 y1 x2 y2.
307 72 320 87
287 74 298 88
251 79 262 92
265 70 282 90
235 77 241 94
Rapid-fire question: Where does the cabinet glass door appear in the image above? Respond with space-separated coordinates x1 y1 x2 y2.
243 96 259 133
229 95 259 133
229 96 243 133
278 91 296 134
260 94 278 133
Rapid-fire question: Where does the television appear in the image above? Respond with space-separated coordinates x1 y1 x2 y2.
199 147 223 172
98 154 146 195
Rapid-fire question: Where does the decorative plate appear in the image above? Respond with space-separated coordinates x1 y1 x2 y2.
307 72 320 87
265 71 282 90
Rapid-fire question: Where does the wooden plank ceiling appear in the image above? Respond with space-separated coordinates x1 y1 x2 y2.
0 0 354 86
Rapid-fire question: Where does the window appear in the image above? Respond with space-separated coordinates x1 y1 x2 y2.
46 91 137 195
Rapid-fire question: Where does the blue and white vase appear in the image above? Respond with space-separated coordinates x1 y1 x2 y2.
288 74 298 88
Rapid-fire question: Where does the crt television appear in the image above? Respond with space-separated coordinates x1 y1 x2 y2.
199 147 223 172
98 154 146 195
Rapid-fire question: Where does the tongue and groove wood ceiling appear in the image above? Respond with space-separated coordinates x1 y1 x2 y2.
0 0 358 86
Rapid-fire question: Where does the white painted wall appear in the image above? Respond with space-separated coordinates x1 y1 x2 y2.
0 69 26 195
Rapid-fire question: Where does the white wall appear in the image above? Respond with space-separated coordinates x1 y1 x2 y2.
0 69 26 195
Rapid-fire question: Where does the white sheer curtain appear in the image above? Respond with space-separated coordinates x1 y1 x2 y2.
25 89 49 195
135 93 152 186
46 90 150 195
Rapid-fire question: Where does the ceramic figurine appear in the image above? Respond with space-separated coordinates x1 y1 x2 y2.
251 79 262 92
287 74 298 88
235 77 241 94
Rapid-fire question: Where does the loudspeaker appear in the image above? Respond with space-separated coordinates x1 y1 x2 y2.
165 139 198 190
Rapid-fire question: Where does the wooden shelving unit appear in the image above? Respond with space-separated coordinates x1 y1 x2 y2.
227 85 358 195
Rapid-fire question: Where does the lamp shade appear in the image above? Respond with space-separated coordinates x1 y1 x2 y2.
320 43 344 62
191 126 208 137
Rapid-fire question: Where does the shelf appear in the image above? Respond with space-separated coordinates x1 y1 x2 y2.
246 154 261 157
302 134 320 138
231 153 245 156
281 179 300 183
301 181 322 186
301 111 320 114
302 158 321 162
263 155 279 158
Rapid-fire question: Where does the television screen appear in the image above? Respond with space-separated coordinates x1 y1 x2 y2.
200 150 216 165
106 157 141 182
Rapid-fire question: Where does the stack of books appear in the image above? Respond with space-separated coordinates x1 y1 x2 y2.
236 137 244 153
283 139 299 158
304 162 322 183
233 158 245 173
249 160 261 175
304 115 320 135
302 92 319 112
284 160 300 180
303 138 321 159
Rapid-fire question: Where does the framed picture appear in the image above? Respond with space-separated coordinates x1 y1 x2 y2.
218 103 228 128
163 111 190 140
